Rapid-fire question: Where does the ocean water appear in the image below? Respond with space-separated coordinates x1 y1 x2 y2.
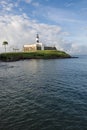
0 56 87 130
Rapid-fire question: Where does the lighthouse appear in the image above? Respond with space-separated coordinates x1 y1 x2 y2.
35 34 44 50
23 33 57 52
36 34 39 43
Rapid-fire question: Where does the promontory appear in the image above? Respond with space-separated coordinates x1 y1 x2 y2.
0 50 71 62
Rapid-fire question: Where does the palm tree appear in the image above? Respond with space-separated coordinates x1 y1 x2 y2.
3 41 8 53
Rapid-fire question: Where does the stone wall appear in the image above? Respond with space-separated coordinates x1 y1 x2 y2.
44 46 57 50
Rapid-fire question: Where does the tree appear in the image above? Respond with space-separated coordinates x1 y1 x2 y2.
3 41 8 53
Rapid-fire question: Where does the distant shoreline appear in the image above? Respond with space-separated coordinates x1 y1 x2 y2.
0 50 76 62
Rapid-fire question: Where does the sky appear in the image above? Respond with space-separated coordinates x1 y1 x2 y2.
0 0 87 54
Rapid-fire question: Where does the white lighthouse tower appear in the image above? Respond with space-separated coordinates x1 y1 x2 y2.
36 34 39 43
36 34 44 50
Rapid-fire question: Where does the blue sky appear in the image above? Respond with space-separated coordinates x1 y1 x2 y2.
0 0 87 54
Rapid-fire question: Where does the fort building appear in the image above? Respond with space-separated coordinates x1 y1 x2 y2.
23 34 57 52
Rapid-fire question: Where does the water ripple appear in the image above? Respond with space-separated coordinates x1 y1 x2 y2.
0 58 87 130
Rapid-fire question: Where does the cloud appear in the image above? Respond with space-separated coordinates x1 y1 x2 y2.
69 44 87 55
64 1 74 7
0 0 20 13
0 0 14 11
0 12 87 54
0 0 87 55
61 32 70 36
25 0 32 4
36 5 85 24
0 13 62 52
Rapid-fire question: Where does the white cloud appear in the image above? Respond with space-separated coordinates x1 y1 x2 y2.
25 0 32 4
64 1 74 7
0 0 87 55
0 13 87 54
0 0 13 11
69 44 87 55
0 0 19 12
0 13 62 52
41 6 85 24
61 32 70 36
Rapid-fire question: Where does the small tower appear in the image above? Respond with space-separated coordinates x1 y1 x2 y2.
36 34 39 43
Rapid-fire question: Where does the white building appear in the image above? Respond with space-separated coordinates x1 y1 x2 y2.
23 34 57 52
23 43 44 52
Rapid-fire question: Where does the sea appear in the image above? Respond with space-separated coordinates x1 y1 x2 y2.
0 55 87 130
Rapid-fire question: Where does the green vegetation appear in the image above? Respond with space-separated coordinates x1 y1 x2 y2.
2 41 8 53
0 50 71 62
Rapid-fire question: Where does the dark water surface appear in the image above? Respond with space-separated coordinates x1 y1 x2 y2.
0 56 87 130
